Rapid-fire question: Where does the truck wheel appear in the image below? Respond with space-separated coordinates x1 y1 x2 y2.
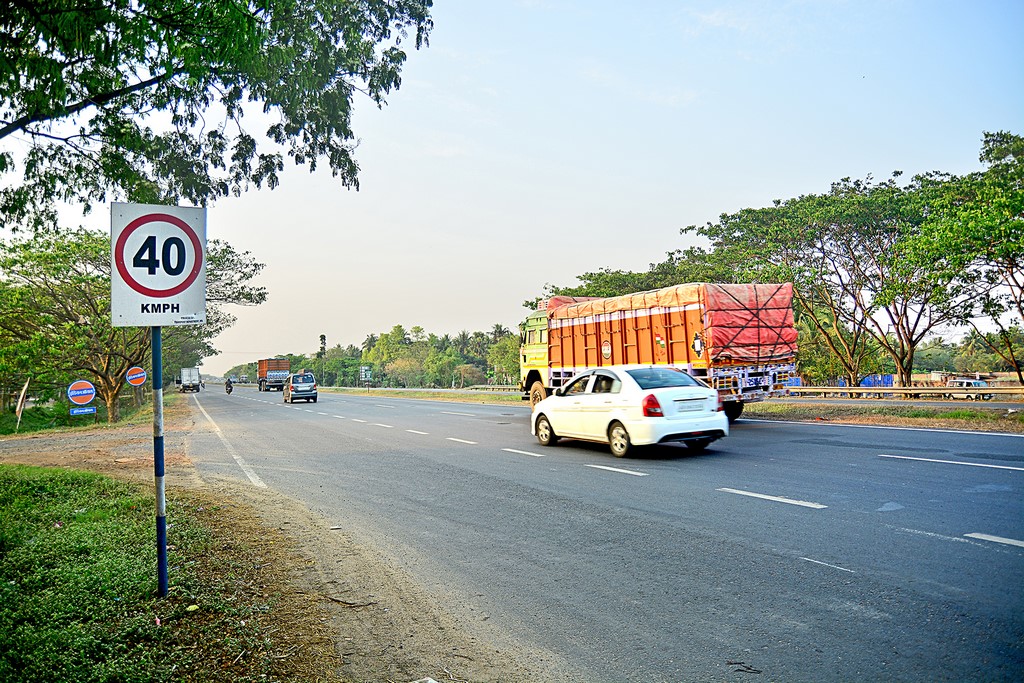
608 421 632 458
529 381 547 409
535 415 558 446
724 402 744 423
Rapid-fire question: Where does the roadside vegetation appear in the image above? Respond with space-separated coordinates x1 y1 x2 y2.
0 399 153 437
742 401 1024 434
0 464 336 683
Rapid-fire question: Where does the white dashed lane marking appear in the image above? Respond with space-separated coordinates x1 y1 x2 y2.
584 464 648 476
879 454 1024 472
503 448 546 458
717 488 827 509
965 533 1024 548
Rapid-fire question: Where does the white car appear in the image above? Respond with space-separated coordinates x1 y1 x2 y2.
531 365 729 457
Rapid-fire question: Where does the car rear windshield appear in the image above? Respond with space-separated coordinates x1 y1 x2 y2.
293 374 315 384
626 367 701 389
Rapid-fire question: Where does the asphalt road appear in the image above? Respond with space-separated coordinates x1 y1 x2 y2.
185 387 1023 682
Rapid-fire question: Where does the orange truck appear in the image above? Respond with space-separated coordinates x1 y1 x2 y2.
257 358 291 392
519 282 798 422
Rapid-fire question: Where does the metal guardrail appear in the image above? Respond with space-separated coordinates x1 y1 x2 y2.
466 385 518 392
787 386 1024 399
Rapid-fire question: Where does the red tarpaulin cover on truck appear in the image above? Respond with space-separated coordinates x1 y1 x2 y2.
702 283 797 363
549 283 798 365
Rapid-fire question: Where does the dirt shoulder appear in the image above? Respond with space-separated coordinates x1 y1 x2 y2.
0 398 580 683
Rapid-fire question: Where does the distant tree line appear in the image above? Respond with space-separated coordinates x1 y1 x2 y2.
224 324 520 389
534 131 1023 387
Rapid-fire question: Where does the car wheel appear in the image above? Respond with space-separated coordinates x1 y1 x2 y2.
536 415 558 446
686 438 712 452
529 381 547 409
608 421 631 458
313 397 318 403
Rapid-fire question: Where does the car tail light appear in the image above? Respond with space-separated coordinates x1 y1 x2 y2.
642 394 663 417
717 394 724 412
312 383 317 390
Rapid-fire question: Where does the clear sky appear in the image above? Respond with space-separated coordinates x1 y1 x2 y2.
183 1 1024 375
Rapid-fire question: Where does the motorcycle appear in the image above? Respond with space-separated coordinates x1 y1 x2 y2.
225 382 233 395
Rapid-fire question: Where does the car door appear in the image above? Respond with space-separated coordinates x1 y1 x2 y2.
574 370 621 440
548 373 594 438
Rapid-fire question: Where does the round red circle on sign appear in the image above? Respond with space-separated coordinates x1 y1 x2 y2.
126 366 148 386
601 340 612 359
114 213 203 298
67 380 96 405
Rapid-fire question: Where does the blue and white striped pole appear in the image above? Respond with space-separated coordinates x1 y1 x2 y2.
152 326 168 597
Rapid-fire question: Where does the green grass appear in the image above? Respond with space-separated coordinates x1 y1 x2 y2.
0 401 152 438
0 465 301 683
323 386 524 405
742 401 1024 432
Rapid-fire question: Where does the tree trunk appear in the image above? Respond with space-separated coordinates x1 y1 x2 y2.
97 382 121 423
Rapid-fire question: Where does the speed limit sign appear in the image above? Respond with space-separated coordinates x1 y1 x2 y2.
111 203 207 327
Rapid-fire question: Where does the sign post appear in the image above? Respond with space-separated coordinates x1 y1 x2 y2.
112 203 206 598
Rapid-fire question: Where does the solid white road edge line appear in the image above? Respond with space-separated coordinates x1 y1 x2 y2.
194 398 266 488
801 557 855 573
584 464 648 476
717 487 827 509
447 438 478 444
964 533 1024 548
502 448 546 458
878 454 1024 472
442 411 476 417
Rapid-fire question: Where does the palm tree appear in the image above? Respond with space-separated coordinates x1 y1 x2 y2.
361 334 378 353
454 330 471 355
468 331 488 360
490 323 511 342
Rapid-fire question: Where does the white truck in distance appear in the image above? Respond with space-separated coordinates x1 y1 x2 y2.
179 367 202 392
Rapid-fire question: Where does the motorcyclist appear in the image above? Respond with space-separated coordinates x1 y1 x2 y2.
225 377 233 394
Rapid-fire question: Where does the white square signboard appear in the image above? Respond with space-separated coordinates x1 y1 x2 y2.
111 203 207 327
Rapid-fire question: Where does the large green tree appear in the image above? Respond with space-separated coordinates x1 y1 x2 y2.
0 0 432 231
0 229 265 420
913 131 1024 382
